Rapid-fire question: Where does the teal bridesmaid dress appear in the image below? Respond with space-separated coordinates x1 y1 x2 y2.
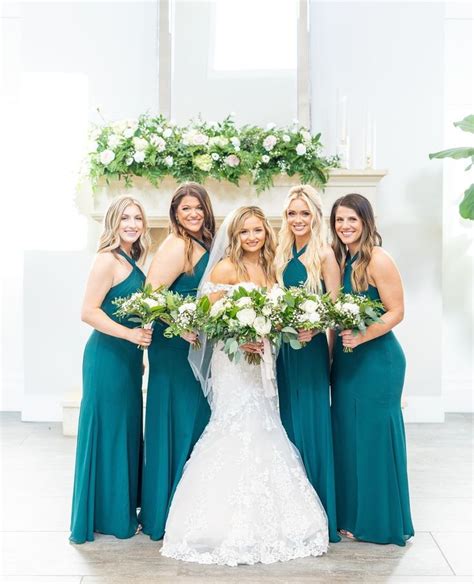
70 249 145 543
276 244 340 543
331 252 414 545
140 241 211 540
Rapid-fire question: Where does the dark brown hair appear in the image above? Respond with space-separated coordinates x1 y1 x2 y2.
330 193 382 291
169 182 216 273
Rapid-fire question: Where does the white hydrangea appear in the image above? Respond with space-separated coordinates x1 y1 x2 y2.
209 136 229 148
163 128 173 138
164 156 174 167
178 302 197 314
342 302 360 315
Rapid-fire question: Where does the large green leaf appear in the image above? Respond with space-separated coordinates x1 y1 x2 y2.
459 184 474 220
454 115 474 134
429 147 474 160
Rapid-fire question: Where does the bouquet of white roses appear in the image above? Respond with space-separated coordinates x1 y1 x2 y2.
279 287 332 349
203 285 281 365
329 292 384 352
160 291 210 349
113 284 168 348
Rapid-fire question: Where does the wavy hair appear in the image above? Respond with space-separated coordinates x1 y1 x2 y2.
330 193 382 292
275 185 326 293
169 182 216 273
227 206 276 285
97 195 151 264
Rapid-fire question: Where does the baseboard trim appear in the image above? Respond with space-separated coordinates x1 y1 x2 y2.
403 396 445 423
442 380 473 413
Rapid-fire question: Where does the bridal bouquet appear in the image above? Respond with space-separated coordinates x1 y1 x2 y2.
279 287 332 349
202 285 280 365
329 292 384 352
113 284 168 349
160 291 210 349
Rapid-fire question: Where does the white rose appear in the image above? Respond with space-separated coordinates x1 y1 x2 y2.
342 302 360 315
99 149 115 165
253 316 272 336
263 135 277 151
236 297 252 307
107 134 122 148
296 143 307 155
301 130 311 143
178 302 196 314
193 132 209 146
308 312 321 324
261 155 270 163
268 285 284 302
236 308 257 326
300 299 318 314
282 134 291 143
132 137 148 151
133 150 145 163
211 153 220 161
164 156 174 167
143 298 160 308
150 135 166 152
163 128 172 138
210 298 227 317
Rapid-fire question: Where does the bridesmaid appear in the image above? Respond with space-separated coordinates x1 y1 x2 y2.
275 185 341 543
70 195 152 543
140 182 215 540
330 193 414 546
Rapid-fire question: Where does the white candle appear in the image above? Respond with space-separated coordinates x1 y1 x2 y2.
339 95 347 143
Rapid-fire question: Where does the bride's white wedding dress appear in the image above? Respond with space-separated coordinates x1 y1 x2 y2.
161 285 329 566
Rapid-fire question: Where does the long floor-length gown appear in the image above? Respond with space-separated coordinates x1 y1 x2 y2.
139 242 211 540
70 249 145 543
331 252 414 545
276 244 340 542
161 283 329 566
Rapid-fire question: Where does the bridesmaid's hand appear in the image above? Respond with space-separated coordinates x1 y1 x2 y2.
181 331 198 345
128 327 153 347
240 341 264 354
339 329 363 350
297 329 318 343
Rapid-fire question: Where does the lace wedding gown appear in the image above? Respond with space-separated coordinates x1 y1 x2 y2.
161 285 329 566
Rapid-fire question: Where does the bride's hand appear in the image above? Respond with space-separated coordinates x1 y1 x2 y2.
240 341 264 354
181 331 198 345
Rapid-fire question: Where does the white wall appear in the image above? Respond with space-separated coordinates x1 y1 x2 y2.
311 1 452 421
1 1 472 421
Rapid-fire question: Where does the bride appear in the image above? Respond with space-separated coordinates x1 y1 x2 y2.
160 206 329 566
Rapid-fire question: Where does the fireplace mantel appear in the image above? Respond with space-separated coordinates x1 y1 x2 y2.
79 169 387 228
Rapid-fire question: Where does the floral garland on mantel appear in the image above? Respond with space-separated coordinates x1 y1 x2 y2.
86 114 339 193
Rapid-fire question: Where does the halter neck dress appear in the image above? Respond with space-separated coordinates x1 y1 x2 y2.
70 249 145 543
276 244 339 542
330 252 414 545
139 238 211 540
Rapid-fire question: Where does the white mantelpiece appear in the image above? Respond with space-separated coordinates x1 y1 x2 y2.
79 169 387 228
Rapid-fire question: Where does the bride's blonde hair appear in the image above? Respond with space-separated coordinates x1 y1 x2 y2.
227 206 276 285
275 185 326 293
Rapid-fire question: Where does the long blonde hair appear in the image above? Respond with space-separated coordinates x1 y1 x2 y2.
169 182 216 274
330 193 382 292
98 195 151 264
227 206 276 285
275 185 326 293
